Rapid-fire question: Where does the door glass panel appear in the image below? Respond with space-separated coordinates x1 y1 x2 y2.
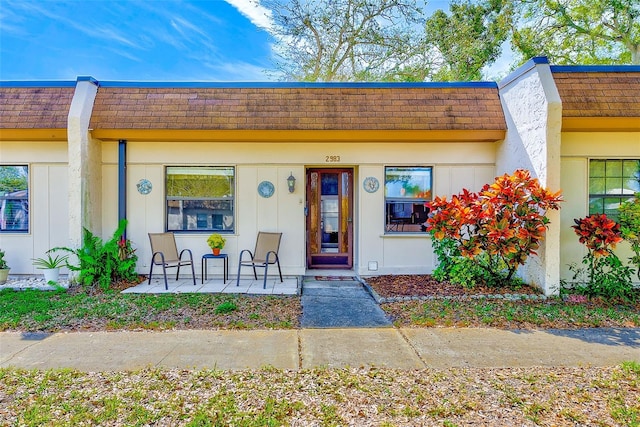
321 173 339 195
309 172 319 254
340 172 349 253
321 173 339 253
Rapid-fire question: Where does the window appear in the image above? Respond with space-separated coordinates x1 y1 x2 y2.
0 165 29 233
385 166 432 232
166 166 235 232
589 159 640 221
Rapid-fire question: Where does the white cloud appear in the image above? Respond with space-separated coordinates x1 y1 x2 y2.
223 0 275 32
2 0 145 50
202 60 275 81
106 47 143 63
171 16 210 40
91 26 142 49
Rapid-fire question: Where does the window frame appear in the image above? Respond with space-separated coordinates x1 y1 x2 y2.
383 165 433 234
588 158 640 222
165 165 236 234
0 165 29 234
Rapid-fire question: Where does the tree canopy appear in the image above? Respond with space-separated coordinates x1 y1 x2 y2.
512 0 640 65
264 0 640 82
263 0 429 81
425 0 512 81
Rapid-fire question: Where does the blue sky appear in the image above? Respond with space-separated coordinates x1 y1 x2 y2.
0 0 481 82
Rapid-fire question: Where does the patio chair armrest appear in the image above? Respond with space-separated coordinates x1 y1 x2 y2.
151 251 166 265
178 248 193 261
265 250 279 264
238 249 254 262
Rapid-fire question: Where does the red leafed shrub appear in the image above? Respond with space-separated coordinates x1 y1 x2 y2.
571 214 623 257
569 213 636 301
427 169 563 287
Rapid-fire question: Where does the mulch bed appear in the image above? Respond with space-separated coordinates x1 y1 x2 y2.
364 274 541 298
66 275 147 295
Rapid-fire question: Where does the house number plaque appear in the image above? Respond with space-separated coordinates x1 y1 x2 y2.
325 155 341 163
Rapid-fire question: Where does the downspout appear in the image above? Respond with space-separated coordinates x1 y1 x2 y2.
118 139 127 238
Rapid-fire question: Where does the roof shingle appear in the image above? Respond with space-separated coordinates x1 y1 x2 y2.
89 86 506 132
0 87 74 129
552 71 640 118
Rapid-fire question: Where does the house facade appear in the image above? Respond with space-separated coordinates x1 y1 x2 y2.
1 57 639 295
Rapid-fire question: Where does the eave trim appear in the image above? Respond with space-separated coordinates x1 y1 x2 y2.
90 129 505 143
562 117 640 132
0 129 68 141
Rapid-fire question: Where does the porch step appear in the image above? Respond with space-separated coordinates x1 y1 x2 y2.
302 278 361 290
300 277 392 328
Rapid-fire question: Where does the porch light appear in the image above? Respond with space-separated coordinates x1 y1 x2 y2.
287 172 296 193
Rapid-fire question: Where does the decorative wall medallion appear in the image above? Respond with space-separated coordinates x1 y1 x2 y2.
258 180 275 198
136 179 152 195
363 177 379 193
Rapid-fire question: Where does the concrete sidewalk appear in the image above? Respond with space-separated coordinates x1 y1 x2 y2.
1 328 638 372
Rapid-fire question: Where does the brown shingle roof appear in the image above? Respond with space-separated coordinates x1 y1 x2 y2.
89 85 506 132
552 71 640 117
0 87 74 129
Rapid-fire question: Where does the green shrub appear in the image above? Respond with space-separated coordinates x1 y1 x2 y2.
448 256 496 289
0 249 8 269
567 254 636 302
215 301 237 314
619 193 640 280
55 220 138 291
430 236 459 282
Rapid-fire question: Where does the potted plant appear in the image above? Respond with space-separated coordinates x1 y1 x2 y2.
207 233 226 255
32 250 68 283
0 249 9 285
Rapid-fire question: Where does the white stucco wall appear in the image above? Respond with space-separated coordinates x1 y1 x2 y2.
497 59 563 295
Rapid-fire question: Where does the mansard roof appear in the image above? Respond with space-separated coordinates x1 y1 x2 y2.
0 83 75 130
88 82 506 134
551 64 640 131
3 61 639 141
551 66 640 118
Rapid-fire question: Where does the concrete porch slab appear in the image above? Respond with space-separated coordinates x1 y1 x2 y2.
123 277 299 295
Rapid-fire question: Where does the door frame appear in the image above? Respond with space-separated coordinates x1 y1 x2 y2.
305 167 354 269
